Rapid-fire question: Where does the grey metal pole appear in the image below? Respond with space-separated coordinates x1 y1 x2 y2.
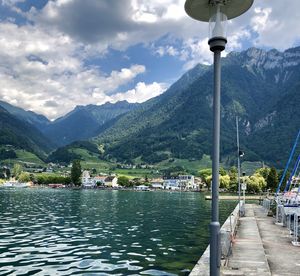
236 117 241 216
210 49 221 276
208 36 226 276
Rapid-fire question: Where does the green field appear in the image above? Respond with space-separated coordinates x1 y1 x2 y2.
15 150 45 165
2 147 265 178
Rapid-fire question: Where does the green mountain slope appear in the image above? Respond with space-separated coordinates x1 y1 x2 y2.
0 106 53 159
95 47 300 166
0 100 50 131
43 101 139 146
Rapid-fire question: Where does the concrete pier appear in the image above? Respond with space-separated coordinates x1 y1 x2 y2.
223 204 271 275
190 204 300 276
205 195 265 200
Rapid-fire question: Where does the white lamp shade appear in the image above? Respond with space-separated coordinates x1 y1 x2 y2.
185 0 254 22
209 5 227 38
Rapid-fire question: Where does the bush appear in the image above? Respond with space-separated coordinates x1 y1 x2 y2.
220 175 230 189
36 174 71 185
118 176 130 187
243 174 266 193
18 172 30 182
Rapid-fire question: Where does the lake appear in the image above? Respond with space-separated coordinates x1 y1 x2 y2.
0 189 237 275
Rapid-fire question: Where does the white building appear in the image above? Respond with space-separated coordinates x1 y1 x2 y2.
163 175 197 191
81 170 95 188
178 175 196 190
150 178 164 189
163 179 181 190
81 172 118 188
135 185 150 191
104 176 118 187
151 183 164 189
92 176 106 186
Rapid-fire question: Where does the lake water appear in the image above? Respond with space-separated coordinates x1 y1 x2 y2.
0 189 236 275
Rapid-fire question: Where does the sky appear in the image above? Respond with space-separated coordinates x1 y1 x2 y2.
0 0 300 120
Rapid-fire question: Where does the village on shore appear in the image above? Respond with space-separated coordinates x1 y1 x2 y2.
80 170 200 191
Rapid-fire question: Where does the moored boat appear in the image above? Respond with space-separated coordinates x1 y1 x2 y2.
1 181 30 188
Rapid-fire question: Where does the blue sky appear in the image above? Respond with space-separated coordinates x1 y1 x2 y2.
0 0 299 120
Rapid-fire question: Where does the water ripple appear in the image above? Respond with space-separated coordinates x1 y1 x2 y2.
0 189 236 275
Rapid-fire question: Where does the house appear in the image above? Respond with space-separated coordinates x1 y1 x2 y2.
104 176 118 187
163 175 197 191
178 175 196 190
92 176 106 186
151 183 164 189
163 178 181 190
81 170 95 188
150 178 164 189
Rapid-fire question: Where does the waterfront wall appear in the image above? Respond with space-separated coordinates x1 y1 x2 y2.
189 202 242 275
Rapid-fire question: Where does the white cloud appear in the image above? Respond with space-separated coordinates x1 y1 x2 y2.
181 38 212 70
1 0 25 6
249 1 300 50
155 45 179 57
1 0 300 120
5 0 300 54
110 82 168 103
0 21 146 120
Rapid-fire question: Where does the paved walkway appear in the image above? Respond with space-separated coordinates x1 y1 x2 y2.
223 204 300 276
254 205 300 276
222 204 271 276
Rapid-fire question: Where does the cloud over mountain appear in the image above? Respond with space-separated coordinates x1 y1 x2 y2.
0 0 299 119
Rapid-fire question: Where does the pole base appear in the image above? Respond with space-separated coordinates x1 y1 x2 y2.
292 241 300 247
210 221 221 275
208 37 227 52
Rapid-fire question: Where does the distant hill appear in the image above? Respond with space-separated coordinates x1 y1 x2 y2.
0 100 50 131
0 106 53 159
94 47 300 167
0 100 140 148
47 141 100 163
42 101 140 146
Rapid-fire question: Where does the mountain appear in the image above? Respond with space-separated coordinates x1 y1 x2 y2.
0 106 53 159
94 47 300 167
0 100 50 131
43 101 139 146
47 141 101 163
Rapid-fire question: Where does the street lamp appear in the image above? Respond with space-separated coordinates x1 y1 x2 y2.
236 116 245 217
184 1 253 275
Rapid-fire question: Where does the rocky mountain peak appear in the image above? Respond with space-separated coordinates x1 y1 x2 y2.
224 46 300 84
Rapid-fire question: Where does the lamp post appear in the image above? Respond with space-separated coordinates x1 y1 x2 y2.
184 1 253 275
236 116 245 216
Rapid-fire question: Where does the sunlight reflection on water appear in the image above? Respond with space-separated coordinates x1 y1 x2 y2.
0 189 236 275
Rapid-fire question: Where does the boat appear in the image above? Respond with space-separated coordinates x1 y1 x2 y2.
135 185 151 191
273 130 300 246
48 183 66 188
1 181 30 188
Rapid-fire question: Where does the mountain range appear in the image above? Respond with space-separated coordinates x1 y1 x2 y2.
0 106 52 159
1 46 300 167
92 47 300 167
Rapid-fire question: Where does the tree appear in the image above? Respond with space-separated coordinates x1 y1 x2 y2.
71 160 82 186
18 172 30 182
219 167 227 176
220 175 230 189
198 168 212 180
256 167 270 180
266 167 278 191
228 166 238 191
12 163 22 179
244 174 266 193
118 176 130 187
